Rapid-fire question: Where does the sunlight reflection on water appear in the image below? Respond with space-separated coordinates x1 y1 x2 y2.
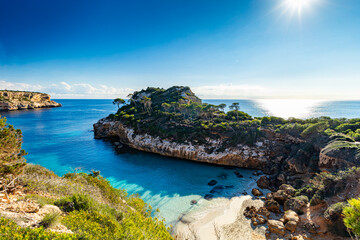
254 99 324 119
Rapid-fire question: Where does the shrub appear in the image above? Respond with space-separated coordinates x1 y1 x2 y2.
343 198 360 238
0 217 77 239
301 121 329 138
55 193 94 212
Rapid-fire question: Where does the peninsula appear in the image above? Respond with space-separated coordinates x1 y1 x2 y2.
0 90 61 111
94 86 360 239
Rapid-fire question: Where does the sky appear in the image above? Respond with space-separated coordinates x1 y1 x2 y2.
0 0 359 99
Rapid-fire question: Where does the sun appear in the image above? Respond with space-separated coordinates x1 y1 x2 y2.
280 0 318 17
286 0 313 9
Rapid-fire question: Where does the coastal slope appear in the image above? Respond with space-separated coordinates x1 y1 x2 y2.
0 90 61 111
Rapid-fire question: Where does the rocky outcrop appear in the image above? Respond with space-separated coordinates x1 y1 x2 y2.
0 91 61 111
94 118 272 169
319 140 360 170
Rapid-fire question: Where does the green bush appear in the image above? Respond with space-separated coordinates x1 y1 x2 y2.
301 121 329 138
55 193 94 212
0 217 77 240
343 198 360 238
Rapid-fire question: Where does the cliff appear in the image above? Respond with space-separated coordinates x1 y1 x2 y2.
0 90 61 111
94 118 271 169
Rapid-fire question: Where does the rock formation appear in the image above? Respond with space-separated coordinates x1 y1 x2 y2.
0 90 61 111
94 118 273 169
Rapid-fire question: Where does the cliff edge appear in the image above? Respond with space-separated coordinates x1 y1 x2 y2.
0 90 61 111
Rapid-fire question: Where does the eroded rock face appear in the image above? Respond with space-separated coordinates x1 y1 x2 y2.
319 140 360 170
0 91 61 111
93 118 273 169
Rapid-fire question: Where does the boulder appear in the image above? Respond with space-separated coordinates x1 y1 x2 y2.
257 207 270 219
208 180 217 186
190 200 197 205
204 194 213 200
324 202 350 237
252 188 263 196
273 190 291 205
265 199 281 213
284 210 299 223
266 192 274 200
304 222 319 234
285 220 297 233
244 206 257 218
257 176 270 189
279 184 296 196
234 171 244 178
268 220 286 236
284 196 308 215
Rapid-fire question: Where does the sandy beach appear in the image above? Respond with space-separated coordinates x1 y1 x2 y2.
174 195 267 240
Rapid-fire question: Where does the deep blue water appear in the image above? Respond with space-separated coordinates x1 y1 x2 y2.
2 99 360 225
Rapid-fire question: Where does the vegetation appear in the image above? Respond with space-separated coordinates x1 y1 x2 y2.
0 217 77 240
39 211 61 228
343 198 360 239
0 116 27 177
113 98 126 109
0 116 172 239
108 86 360 148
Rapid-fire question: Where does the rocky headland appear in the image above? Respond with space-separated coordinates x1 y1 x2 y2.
0 90 61 111
94 86 360 239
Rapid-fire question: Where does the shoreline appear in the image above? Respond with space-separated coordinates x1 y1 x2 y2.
173 195 266 240
173 176 267 240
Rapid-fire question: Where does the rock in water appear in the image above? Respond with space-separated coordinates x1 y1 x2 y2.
204 194 213 200
210 185 224 194
257 176 270 189
208 180 217 186
252 188 263 196
234 171 244 178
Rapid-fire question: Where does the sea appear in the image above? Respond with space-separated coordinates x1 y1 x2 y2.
2 99 360 226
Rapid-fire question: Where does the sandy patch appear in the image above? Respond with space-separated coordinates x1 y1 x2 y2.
174 195 266 240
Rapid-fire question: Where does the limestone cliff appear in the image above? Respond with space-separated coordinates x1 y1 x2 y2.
94 118 274 170
0 90 61 111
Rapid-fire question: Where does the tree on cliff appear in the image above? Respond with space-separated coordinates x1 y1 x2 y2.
141 96 152 113
0 116 27 178
229 102 240 121
229 102 240 111
218 103 226 112
113 98 126 109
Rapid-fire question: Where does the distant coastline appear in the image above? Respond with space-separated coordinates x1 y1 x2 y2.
0 90 61 111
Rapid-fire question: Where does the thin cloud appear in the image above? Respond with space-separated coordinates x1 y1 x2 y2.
0 80 134 99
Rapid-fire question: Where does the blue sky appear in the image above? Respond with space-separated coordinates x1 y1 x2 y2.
0 0 359 99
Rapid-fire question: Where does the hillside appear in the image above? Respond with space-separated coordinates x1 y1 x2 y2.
0 116 172 239
0 90 61 111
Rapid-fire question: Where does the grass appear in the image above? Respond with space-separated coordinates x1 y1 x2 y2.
39 211 61 228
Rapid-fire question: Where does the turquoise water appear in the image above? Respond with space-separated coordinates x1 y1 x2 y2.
2 99 360 225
